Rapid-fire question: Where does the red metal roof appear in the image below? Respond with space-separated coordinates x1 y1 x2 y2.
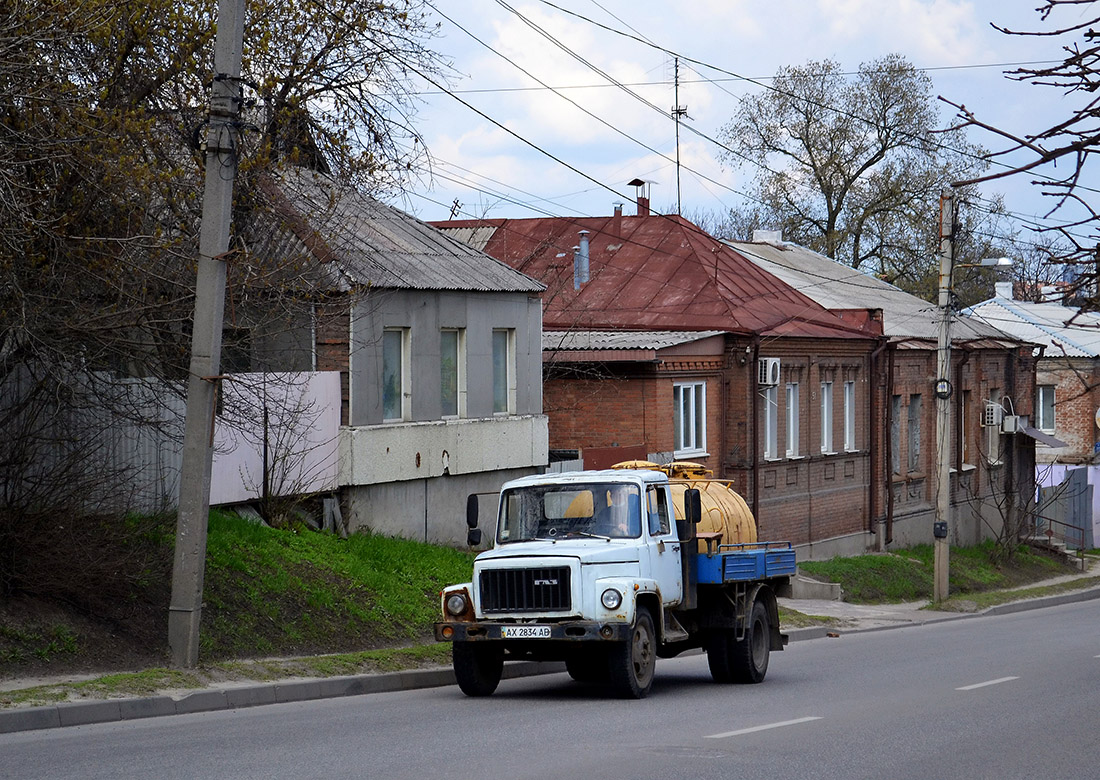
433 214 877 339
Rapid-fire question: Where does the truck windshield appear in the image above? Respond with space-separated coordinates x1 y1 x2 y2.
497 483 642 543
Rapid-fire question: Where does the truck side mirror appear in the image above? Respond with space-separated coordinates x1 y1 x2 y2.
467 528 482 547
466 493 479 529
684 489 702 525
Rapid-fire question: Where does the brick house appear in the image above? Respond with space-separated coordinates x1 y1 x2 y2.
964 283 1098 540
965 282 1100 465
733 239 1039 551
433 207 885 557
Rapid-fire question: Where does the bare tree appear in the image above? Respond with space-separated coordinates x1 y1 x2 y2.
716 54 990 293
941 1 1100 300
0 0 449 597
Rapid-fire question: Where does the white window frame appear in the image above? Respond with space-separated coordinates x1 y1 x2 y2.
785 382 800 458
764 386 779 460
673 381 707 456
492 328 516 415
1037 385 1056 433
820 381 834 454
440 328 466 418
843 381 856 452
382 327 410 422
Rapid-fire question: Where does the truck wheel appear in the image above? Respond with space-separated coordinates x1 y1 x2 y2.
705 629 737 684
609 608 656 698
565 651 607 683
452 643 504 697
731 599 770 684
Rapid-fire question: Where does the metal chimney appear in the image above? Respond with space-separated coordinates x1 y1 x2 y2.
573 230 590 290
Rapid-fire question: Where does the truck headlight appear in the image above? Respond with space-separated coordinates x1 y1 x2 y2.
600 588 622 610
445 593 468 616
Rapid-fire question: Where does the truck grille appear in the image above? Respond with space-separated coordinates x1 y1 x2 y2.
479 567 572 613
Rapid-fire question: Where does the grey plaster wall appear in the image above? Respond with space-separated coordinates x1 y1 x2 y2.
342 465 535 547
348 289 542 426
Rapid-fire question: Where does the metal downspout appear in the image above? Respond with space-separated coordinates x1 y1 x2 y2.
885 342 897 546
751 336 761 530
869 337 889 540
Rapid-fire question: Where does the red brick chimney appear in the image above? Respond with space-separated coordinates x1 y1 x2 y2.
628 178 650 217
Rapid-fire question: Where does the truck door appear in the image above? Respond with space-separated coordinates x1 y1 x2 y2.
645 486 683 606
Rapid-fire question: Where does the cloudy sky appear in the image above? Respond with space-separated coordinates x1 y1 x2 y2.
389 0 1093 248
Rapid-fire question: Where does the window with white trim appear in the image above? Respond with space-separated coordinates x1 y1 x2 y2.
764 386 778 460
1037 385 1055 432
441 328 466 418
843 380 856 451
674 381 707 455
821 381 834 454
492 328 515 414
382 327 410 421
786 382 800 457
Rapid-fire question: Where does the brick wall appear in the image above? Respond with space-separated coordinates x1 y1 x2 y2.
315 303 350 425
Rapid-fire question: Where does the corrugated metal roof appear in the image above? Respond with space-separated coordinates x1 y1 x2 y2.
727 239 1012 342
434 216 874 340
257 171 544 294
964 296 1100 358
543 329 726 351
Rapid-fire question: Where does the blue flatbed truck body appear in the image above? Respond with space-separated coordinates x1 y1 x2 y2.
695 542 797 584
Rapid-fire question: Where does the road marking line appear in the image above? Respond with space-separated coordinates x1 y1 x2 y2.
956 676 1019 691
705 716 822 739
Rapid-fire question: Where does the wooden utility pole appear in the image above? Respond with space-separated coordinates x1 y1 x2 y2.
933 189 956 603
168 0 246 667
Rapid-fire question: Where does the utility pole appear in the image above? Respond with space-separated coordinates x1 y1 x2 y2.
933 189 955 603
168 0 246 667
671 57 688 216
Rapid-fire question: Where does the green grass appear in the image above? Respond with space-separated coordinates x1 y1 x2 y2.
799 542 1075 604
199 510 475 659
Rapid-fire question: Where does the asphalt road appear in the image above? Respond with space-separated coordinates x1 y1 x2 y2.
3 599 1097 780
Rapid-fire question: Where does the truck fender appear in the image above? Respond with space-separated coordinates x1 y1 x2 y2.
594 578 659 626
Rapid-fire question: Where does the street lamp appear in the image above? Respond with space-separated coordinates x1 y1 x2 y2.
933 191 1014 603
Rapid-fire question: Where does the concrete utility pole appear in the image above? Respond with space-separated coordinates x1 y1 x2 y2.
933 189 955 603
168 0 246 668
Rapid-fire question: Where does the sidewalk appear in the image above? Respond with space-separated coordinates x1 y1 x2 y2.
3 573 1099 736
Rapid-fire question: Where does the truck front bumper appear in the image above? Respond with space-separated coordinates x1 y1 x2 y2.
435 620 632 643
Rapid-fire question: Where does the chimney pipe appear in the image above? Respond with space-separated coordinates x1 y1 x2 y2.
627 178 650 217
573 230 590 290
994 281 1013 300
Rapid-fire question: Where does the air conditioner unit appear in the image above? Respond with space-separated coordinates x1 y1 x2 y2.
1001 415 1020 434
758 358 780 386
982 401 1004 428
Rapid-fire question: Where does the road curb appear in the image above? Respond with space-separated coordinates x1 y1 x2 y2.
3 588 1098 735
0 661 564 736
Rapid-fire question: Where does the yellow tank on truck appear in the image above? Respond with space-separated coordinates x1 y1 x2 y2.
611 461 757 550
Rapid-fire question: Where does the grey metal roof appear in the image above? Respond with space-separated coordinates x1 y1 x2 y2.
964 295 1100 358
725 239 1012 342
543 330 726 351
260 170 544 294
